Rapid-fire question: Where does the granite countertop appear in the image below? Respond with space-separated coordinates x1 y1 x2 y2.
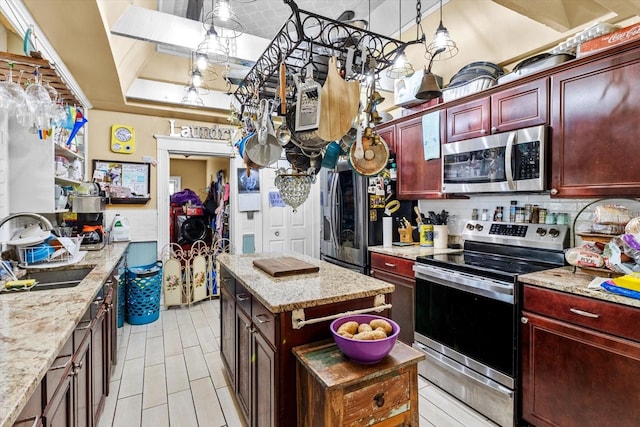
217 252 395 313
0 242 129 427
368 245 463 260
519 266 640 309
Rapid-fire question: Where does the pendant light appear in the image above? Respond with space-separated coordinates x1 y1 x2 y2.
425 0 458 60
386 0 414 79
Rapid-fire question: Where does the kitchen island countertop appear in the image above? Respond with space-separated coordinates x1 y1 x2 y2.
368 245 463 260
519 266 640 309
0 242 129 427
217 252 395 313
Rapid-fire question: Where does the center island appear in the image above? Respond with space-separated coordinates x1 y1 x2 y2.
216 252 395 427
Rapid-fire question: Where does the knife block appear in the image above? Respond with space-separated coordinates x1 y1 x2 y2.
399 227 415 243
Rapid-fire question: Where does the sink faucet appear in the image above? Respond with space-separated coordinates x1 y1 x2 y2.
0 212 54 232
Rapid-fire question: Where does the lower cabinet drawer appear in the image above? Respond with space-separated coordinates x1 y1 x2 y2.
235 281 252 315
523 285 640 342
252 298 276 347
343 370 411 425
370 252 414 278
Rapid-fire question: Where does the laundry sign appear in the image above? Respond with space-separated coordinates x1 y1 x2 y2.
168 119 234 141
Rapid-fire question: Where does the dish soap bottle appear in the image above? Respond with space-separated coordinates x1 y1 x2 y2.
111 214 131 242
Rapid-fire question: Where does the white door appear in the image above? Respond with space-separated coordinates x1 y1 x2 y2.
261 166 320 257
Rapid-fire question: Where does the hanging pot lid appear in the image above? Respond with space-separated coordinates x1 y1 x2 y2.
348 133 389 176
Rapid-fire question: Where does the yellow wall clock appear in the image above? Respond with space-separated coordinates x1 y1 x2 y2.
110 124 135 154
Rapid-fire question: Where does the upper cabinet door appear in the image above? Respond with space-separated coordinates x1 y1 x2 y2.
445 97 490 142
550 48 640 197
376 122 397 154
491 79 548 133
396 114 444 200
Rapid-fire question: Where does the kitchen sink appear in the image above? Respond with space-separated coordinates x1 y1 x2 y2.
24 267 94 291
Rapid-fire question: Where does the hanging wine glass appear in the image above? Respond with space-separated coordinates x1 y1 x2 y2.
26 69 52 130
0 64 32 127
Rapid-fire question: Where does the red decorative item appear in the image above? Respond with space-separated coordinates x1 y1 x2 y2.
578 23 640 57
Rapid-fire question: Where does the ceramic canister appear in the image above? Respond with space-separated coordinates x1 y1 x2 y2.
420 224 434 247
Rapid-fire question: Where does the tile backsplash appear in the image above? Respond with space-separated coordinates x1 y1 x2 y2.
418 194 640 246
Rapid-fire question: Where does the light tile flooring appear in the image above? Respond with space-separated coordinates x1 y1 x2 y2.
98 298 498 427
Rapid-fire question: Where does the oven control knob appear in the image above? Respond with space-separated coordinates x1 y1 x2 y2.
475 224 484 231
549 228 560 238
536 227 547 236
466 223 475 231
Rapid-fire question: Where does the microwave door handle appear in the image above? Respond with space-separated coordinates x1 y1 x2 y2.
505 131 516 190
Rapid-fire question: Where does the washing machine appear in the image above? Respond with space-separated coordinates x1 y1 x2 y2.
170 206 211 246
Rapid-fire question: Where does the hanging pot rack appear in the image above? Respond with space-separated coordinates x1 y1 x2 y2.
233 0 412 110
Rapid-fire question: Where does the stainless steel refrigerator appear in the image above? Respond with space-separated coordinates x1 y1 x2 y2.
320 158 415 274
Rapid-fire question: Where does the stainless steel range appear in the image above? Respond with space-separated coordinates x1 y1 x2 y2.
413 221 570 427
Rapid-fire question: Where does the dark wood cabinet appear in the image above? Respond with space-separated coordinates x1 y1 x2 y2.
218 263 391 427
370 252 415 345
73 333 91 427
396 114 443 199
224 276 277 427
520 285 640 426
550 47 640 197
252 329 276 427
43 370 73 427
375 122 396 154
445 97 490 142
220 280 236 388
446 79 548 143
236 306 252 422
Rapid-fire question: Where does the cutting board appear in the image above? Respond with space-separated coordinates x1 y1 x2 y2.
253 257 320 277
317 57 360 142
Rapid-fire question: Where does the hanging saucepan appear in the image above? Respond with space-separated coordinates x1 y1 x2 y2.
347 127 389 176
284 144 322 175
244 100 282 168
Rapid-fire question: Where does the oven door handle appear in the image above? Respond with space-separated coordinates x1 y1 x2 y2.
413 341 514 398
414 264 514 303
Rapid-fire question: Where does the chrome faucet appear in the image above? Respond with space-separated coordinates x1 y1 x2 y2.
0 212 53 232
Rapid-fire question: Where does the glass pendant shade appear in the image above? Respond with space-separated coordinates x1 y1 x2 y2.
274 168 315 212
181 85 204 107
426 22 458 60
386 52 415 79
425 0 458 61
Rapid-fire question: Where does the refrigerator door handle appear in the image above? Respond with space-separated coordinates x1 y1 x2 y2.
330 173 340 251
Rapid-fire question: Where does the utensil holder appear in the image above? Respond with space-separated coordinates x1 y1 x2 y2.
433 225 449 249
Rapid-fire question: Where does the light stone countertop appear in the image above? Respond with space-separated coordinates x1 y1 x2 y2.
0 242 129 427
519 266 640 309
217 252 395 313
368 245 463 260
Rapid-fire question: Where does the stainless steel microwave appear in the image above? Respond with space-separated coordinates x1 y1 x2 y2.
441 125 547 194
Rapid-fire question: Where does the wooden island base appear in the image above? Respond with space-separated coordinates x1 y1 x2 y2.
293 340 425 426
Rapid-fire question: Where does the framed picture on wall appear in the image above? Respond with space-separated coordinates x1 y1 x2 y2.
93 159 151 204
237 168 260 193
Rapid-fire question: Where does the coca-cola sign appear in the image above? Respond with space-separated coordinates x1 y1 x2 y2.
579 23 640 56
605 24 640 45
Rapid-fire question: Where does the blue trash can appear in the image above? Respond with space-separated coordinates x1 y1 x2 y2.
125 261 162 325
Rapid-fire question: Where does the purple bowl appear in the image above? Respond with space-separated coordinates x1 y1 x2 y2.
330 314 399 364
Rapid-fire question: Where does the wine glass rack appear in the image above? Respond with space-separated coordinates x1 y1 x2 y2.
233 0 409 111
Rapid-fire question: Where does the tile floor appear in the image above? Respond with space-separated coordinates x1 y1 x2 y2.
98 298 498 427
